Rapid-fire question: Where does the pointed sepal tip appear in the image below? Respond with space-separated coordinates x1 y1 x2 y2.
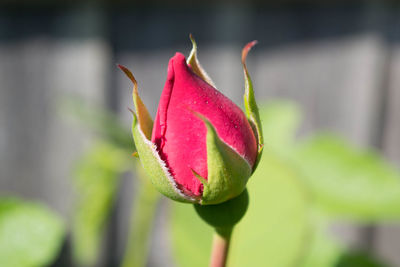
241 41 264 171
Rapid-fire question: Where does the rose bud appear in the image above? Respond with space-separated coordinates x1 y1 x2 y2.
119 35 263 205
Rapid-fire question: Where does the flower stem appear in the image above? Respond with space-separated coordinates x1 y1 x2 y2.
209 227 233 267
194 191 248 267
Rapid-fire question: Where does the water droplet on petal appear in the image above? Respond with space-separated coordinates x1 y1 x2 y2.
234 125 238 129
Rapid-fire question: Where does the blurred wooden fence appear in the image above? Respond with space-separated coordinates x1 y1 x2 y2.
0 2 399 266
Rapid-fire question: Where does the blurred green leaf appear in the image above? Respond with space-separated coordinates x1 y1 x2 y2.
67 95 160 267
302 217 343 267
260 101 301 157
0 198 65 267
335 250 389 267
72 142 131 266
170 201 213 267
302 221 390 267
228 151 310 267
293 135 400 221
62 96 134 150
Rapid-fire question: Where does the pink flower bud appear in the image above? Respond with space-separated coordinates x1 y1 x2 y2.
119 36 263 205
151 53 257 197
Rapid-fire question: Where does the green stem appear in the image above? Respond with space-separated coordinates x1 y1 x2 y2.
209 227 233 267
122 166 160 267
195 190 248 267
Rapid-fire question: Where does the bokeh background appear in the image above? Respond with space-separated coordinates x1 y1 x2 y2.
1 1 400 266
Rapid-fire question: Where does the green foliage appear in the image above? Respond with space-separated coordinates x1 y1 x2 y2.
170 100 400 267
63 96 133 150
260 101 301 156
301 217 343 267
67 98 400 267
335 251 389 267
67 97 161 267
171 202 213 267
228 151 311 267
71 142 131 266
0 198 65 267
71 140 161 267
293 135 400 221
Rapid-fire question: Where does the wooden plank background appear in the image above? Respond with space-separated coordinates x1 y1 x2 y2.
0 2 399 266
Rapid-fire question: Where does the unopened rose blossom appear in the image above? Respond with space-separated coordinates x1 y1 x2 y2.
119 36 263 205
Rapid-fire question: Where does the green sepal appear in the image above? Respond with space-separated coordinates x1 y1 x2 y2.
119 65 196 203
242 41 264 171
130 107 196 203
118 64 153 139
187 34 216 88
194 189 249 229
194 113 252 205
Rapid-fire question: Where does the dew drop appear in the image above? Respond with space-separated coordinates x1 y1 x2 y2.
234 125 238 129
193 101 197 104
205 100 209 104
